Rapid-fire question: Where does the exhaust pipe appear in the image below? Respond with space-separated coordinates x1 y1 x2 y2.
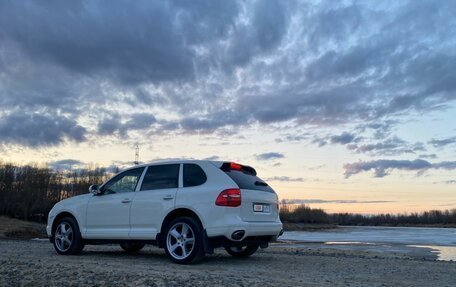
231 230 245 240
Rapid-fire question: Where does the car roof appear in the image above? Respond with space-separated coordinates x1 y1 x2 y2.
124 159 224 171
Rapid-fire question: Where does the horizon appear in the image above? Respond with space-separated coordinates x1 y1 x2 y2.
1 1 455 214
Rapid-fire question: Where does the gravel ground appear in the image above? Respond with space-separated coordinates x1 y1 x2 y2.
1 239 455 287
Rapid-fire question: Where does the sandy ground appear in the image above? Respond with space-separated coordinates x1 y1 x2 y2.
1 239 455 287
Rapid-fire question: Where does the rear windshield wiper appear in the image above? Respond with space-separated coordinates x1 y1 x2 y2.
254 181 268 186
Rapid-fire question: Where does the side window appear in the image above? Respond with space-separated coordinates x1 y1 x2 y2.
183 164 207 187
140 164 180 191
102 167 144 194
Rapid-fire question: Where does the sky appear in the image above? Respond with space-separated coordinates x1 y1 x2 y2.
0 0 455 214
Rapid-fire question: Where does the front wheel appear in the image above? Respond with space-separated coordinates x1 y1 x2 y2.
164 217 204 264
53 217 84 255
225 245 259 258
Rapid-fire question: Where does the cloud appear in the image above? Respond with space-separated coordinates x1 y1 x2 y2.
419 154 437 159
0 1 236 84
49 159 84 170
429 137 456 147
0 112 86 147
265 176 304 182
343 159 456 178
433 180 456 185
0 0 455 149
255 152 285 161
97 113 157 136
313 132 425 157
347 137 426 156
203 156 220 161
281 199 394 205
330 132 358 144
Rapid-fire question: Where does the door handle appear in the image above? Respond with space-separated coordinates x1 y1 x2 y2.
121 198 131 203
163 195 174 200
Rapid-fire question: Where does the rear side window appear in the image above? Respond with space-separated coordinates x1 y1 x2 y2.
223 170 274 192
183 164 207 187
140 164 179 190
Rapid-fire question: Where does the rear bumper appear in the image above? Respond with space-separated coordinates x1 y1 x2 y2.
205 220 283 241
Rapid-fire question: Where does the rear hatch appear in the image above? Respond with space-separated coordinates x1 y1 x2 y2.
221 163 279 222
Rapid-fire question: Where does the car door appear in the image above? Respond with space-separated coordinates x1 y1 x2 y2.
129 164 180 240
85 167 145 239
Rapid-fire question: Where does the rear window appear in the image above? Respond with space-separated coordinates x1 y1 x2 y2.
223 170 274 192
140 164 179 190
183 163 207 187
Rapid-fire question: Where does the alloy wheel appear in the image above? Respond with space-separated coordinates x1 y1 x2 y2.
55 222 73 252
166 222 195 260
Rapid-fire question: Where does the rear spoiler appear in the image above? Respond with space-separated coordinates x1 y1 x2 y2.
220 162 257 176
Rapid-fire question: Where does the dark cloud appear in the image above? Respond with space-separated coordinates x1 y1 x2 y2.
0 0 237 84
255 152 285 161
347 137 425 156
0 0 455 150
281 199 394 205
313 132 359 147
97 113 157 136
0 112 86 147
264 176 304 182
224 0 289 68
330 132 358 144
344 159 456 178
429 137 456 147
355 120 398 139
312 132 425 157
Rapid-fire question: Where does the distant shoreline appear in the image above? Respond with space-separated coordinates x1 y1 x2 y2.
283 222 456 231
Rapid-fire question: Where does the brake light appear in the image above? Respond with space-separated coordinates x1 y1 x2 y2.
215 188 241 207
230 162 242 170
220 162 257 175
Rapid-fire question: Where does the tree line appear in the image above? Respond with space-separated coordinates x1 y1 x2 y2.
280 203 456 226
0 162 115 222
0 161 455 226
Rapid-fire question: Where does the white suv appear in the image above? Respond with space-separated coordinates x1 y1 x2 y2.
47 160 283 264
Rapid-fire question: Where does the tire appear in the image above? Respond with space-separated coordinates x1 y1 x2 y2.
120 243 145 253
225 245 259 258
164 217 204 264
52 217 84 255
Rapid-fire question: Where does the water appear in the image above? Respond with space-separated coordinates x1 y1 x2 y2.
281 226 456 261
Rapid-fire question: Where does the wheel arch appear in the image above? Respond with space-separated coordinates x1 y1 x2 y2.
160 208 204 233
51 211 81 236
158 207 205 247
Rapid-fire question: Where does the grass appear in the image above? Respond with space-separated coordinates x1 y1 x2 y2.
0 216 47 239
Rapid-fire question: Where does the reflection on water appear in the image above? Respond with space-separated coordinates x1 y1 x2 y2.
410 245 456 261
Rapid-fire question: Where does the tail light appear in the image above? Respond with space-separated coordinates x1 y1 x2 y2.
215 188 241 207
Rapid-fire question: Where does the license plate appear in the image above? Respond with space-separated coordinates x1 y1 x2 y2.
253 204 270 212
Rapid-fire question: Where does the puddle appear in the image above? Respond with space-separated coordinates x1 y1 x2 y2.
410 245 456 261
325 241 376 246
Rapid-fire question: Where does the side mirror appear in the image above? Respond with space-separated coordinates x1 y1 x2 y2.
89 184 101 195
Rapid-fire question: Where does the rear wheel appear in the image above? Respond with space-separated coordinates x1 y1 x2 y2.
164 217 204 264
53 217 84 255
120 243 145 253
225 245 259 258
